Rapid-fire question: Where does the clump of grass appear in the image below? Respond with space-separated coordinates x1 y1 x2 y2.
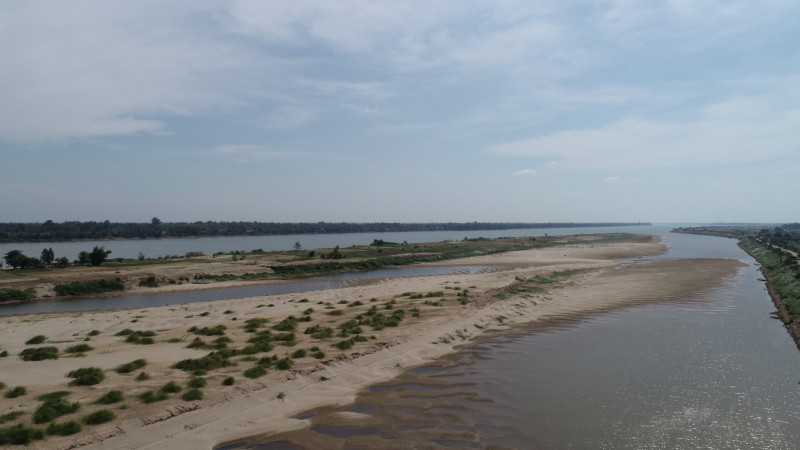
187 377 207 389
291 349 307 358
0 288 35 302
135 372 150 382
181 389 203 401
243 365 267 379
0 411 24 425
67 367 104 386
222 377 235 386
25 335 47 345
326 309 344 316
138 390 167 403
115 358 147 374
88 330 101 336
160 381 182 394
20 347 59 361
95 390 124 405
0 424 45 445
275 357 293 371
82 409 115 425
54 279 125 296
65 344 93 354
33 394 80 424
46 420 82 436
4 387 26 399
188 325 226 336
192 369 207 376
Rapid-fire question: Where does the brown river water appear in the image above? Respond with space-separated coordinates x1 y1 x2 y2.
218 230 800 449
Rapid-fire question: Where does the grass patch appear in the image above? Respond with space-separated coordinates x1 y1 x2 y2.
20 347 59 361
0 288 36 302
25 335 46 345
82 409 115 425
33 396 80 424
95 390 124 405
187 377 207 389
115 358 147 374
4 387 26 399
0 424 45 445
0 411 24 425
65 344 93 354
46 420 82 436
181 389 203 401
243 365 267 379
67 367 104 386
54 278 125 296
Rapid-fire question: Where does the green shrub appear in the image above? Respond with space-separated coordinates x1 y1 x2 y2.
192 369 207 376
0 411 24 425
188 325 227 336
46 420 82 436
54 279 125 296
275 357 293 371
138 390 167 403
271 317 297 332
65 344 93 354
25 335 46 345
114 358 147 374
160 381 182 394
4 387 26 399
0 288 36 302
334 340 353 350
313 350 326 359
135 372 150 382
243 365 267 379
33 398 79 424
95 390 124 405
187 377 207 389
88 330 101 336
181 389 203 401
291 349 307 358
0 424 45 445
20 347 59 361
173 352 232 372
82 409 115 425
67 367 104 386
123 330 156 345
222 377 235 386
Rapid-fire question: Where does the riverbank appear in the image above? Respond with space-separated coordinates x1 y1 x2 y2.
0 236 745 449
737 242 800 351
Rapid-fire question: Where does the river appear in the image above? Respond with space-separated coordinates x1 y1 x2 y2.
0 224 657 261
222 228 800 449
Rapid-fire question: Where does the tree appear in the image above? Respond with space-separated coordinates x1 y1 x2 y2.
329 246 343 259
77 251 90 266
4 250 25 269
40 248 55 268
294 241 302 251
151 217 162 226
89 246 112 266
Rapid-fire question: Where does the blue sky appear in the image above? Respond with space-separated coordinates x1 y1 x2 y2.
2 1 799 223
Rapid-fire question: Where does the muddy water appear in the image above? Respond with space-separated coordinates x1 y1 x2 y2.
0 265 493 316
227 232 800 449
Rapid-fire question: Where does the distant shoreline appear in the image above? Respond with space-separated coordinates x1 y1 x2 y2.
0 222 650 244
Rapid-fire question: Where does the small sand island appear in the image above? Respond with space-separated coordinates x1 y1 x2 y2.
0 234 744 448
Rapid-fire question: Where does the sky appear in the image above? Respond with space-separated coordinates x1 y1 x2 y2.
2 1 800 224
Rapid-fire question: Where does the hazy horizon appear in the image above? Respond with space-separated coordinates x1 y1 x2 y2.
3 2 799 224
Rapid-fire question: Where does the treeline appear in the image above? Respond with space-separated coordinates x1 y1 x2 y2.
0 220 649 243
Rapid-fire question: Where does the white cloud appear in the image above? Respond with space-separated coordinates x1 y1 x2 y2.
512 169 538 176
488 91 800 170
603 176 622 183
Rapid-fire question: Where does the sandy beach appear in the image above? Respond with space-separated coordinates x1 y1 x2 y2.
0 235 745 449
